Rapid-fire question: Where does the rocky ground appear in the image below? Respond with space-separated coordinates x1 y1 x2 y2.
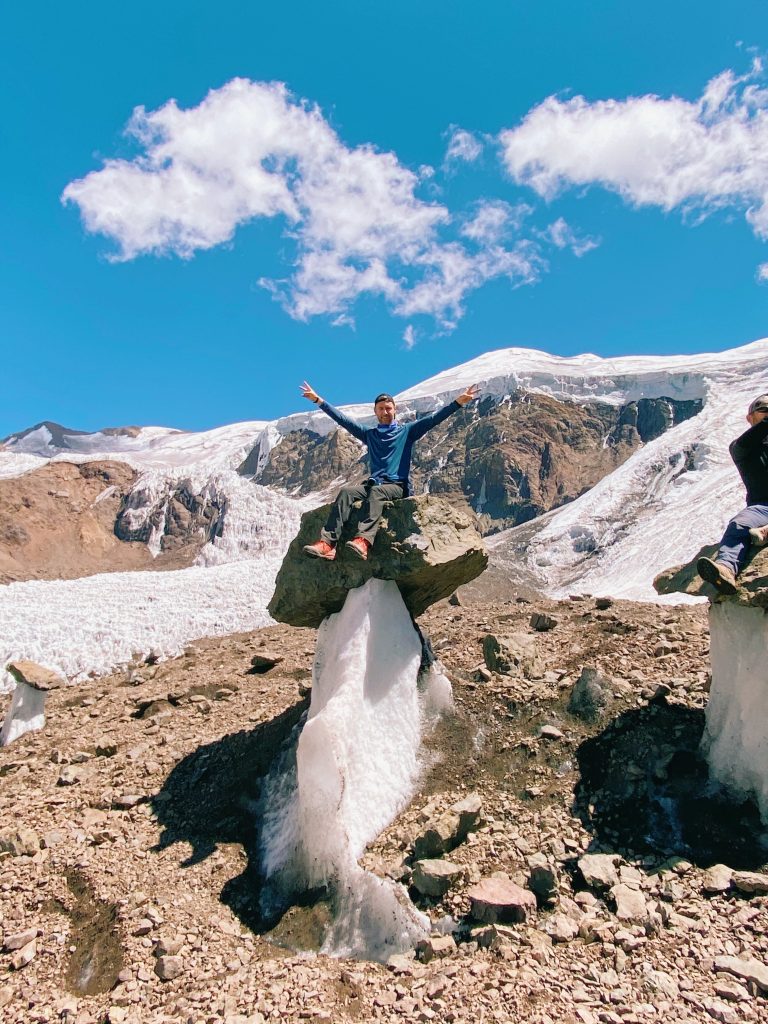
2 589 768 1023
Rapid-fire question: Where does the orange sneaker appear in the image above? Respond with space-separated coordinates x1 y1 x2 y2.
303 539 336 561
346 536 371 561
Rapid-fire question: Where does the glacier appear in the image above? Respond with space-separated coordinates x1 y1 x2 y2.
1 337 768 690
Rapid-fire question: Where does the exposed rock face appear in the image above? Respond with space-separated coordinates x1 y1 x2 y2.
254 428 365 491
0 461 209 584
254 393 702 534
115 478 225 554
268 495 487 628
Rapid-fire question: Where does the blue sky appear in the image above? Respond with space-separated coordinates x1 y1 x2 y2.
2 1 767 436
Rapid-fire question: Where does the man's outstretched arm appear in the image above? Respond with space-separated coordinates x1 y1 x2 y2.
408 384 480 440
300 381 367 442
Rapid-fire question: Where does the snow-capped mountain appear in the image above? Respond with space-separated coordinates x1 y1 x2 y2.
1 337 767 690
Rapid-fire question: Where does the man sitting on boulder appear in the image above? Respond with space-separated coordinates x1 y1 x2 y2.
697 393 768 593
300 381 479 561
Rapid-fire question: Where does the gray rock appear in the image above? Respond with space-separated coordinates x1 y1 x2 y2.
578 853 621 890
527 853 559 903
154 955 184 981
568 667 613 721
544 913 579 942
732 870 768 895
539 724 563 740
701 864 733 894
249 652 284 673
529 611 558 632
154 935 184 957
11 939 36 970
0 828 40 857
482 632 543 678
643 969 679 999
6 660 64 691
713 955 768 992
3 928 38 951
415 934 456 962
611 883 648 922
113 793 145 810
268 495 487 627
411 859 463 898
57 765 86 786
412 793 483 859
467 877 537 924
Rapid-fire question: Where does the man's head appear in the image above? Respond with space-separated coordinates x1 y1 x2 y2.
374 393 397 425
747 394 768 426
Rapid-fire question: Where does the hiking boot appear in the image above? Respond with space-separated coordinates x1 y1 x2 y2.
346 536 371 561
696 557 738 594
749 525 768 548
303 539 336 561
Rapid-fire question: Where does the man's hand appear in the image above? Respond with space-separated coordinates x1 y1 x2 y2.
456 384 481 407
301 381 322 405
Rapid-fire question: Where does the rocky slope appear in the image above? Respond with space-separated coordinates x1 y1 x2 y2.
254 394 701 534
0 461 218 585
2 589 767 1024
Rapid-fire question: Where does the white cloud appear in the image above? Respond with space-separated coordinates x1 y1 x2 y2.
758 262 768 282
544 217 599 257
62 79 581 329
402 325 416 349
500 61 768 242
445 127 483 164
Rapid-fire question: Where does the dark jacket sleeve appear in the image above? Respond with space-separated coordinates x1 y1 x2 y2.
318 401 367 443
407 400 462 442
730 419 768 462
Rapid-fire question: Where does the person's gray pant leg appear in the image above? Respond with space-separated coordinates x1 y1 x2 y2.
320 483 368 543
355 483 405 543
717 503 768 574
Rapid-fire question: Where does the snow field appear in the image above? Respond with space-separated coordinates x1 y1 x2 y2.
0 479 308 693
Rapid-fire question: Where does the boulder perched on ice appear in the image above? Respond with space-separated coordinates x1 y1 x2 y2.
654 547 768 823
1 660 65 747
654 545 768 603
268 495 487 628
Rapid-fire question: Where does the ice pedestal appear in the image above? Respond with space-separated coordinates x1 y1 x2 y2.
702 601 768 822
260 578 452 959
0 681 47 746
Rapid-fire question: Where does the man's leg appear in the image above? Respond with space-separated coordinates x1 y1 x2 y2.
320 484 368 544
354 483 405 544
716 504 768 576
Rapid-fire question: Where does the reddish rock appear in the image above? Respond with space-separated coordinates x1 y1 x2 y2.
467 877 537 924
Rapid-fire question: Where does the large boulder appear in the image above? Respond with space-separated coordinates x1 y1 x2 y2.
268 495 487 628
654 545 768 604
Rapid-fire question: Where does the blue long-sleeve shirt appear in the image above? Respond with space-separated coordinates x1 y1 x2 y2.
318 399 462 495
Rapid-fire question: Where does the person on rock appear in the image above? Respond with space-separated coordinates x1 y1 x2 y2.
697 394 768 594
299 381 480 561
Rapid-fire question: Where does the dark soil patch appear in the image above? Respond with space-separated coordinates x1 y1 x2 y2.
64 869 124 995
574 699 768 869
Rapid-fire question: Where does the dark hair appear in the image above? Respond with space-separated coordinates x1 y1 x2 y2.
373 393 396 406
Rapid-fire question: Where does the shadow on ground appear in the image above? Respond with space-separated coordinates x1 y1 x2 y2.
573 697 768 869
150 697 311 934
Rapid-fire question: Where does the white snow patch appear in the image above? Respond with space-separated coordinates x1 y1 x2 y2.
259 579 446 960
0 682 47 746
702 602 768 824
